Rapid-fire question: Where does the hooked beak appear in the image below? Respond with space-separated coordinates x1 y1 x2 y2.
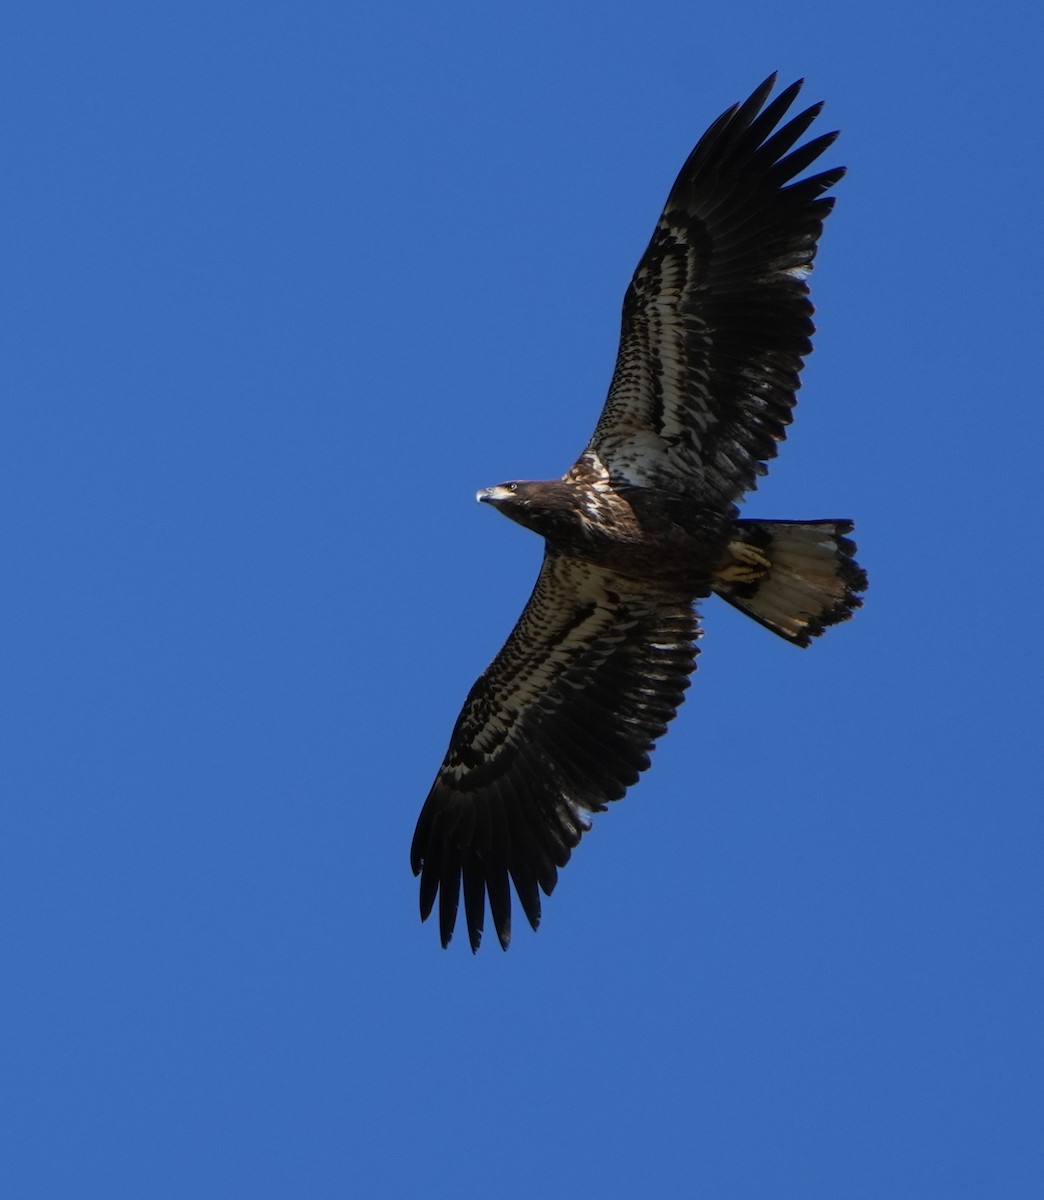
476 485 514 505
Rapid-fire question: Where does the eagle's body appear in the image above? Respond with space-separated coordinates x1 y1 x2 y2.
411 77 867 951
479 475 730 591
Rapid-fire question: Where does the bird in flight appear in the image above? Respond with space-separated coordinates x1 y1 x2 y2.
411 75 867 951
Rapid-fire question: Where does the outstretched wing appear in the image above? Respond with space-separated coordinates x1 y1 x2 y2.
573 74 843 508
411 552 699 951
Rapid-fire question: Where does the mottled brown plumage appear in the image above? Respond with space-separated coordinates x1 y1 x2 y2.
411 75 867 950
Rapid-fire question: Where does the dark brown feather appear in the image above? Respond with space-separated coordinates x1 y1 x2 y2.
411 553 699 949
583 75 845 508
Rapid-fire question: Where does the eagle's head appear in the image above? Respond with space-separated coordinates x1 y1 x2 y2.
476 479 579 539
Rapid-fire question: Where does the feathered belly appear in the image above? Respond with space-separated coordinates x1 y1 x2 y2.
560 522 727 595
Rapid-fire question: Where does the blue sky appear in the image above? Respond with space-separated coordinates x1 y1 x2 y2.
4 2 1043 1196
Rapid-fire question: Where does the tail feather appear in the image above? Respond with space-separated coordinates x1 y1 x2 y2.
713 519 867 647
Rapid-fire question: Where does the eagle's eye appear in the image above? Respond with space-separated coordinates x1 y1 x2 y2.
507 482 518 493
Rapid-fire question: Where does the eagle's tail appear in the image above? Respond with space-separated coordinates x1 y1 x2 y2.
712 519 867 647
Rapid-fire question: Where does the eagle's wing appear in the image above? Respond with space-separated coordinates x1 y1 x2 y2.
571 75 843 508
411 552 699 951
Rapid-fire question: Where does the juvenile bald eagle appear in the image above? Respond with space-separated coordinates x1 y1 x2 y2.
411 75 867 950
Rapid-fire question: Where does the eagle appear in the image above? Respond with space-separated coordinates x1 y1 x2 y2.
411 75 867 951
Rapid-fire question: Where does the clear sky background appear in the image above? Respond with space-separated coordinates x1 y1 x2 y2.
4 2 1042 1196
